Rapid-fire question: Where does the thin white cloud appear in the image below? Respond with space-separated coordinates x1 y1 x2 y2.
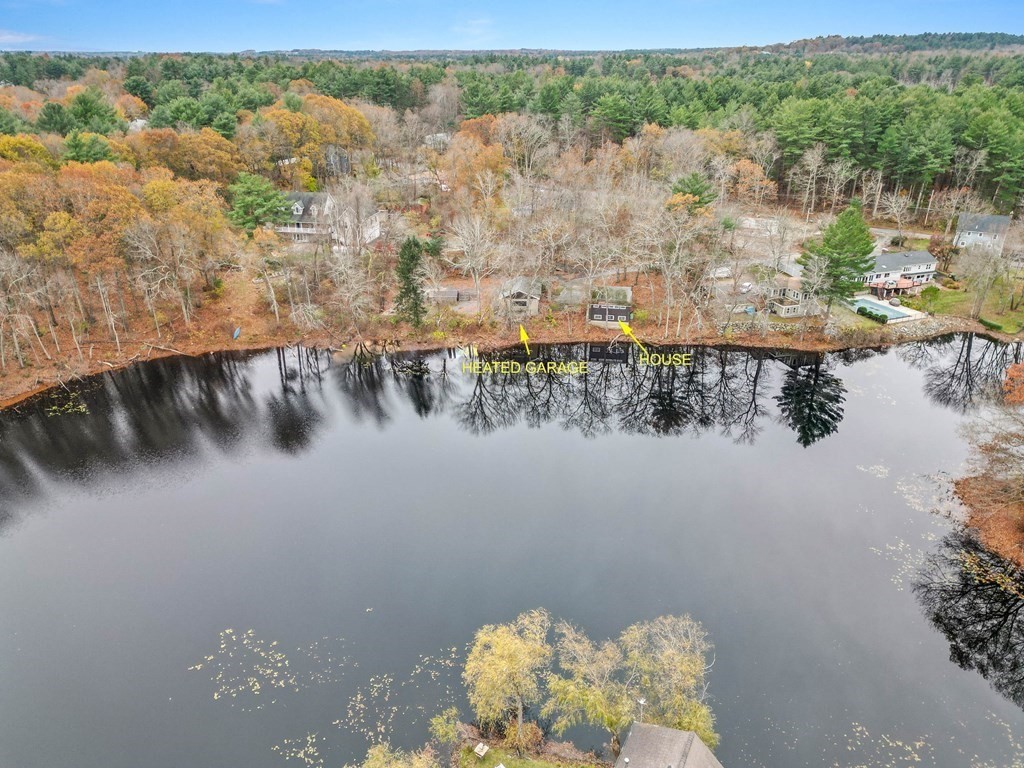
452 17 496 46
0 28 39 44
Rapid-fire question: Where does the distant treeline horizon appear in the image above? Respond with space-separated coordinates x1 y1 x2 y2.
5 31 1024 59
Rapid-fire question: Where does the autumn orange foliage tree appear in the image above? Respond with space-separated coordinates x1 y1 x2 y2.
1004 364 1024 405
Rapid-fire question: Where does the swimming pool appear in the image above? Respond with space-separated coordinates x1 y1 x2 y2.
849 297 913 320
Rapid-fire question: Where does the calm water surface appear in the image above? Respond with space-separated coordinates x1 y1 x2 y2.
1 334 1023 768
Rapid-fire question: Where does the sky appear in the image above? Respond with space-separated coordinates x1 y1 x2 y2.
0 0 1022 53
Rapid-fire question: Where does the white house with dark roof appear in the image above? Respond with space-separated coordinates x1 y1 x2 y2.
955 213 1011 255
862 251 936 298
275 192 382 247
614 723 724 768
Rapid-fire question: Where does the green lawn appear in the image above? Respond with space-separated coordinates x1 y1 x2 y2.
918 281 1024 334
832 303 883 330
459 746 602 768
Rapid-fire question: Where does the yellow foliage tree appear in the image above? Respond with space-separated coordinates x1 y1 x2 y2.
441 132 508 203
696 128 747 159
175 128 244 184
0 134 57 168
115 93 148 120
463 609 551 752
301 94 373 149
731 158 777 207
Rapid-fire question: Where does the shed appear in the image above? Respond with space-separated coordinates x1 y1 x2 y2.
614 723 724 768
497 277 542 317
425 288 461 305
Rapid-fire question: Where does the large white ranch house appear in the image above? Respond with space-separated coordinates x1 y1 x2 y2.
861 251 936 299
768 249 937 316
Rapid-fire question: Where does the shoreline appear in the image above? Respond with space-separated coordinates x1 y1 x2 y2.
4 316 1024 577
956 475 1024 570
0 314 1013 413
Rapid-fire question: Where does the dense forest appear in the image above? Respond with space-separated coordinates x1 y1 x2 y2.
0 33 1022 384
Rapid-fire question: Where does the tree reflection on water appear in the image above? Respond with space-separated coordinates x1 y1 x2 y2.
0 333 1016 523
898 332 1023 412
774 362 846 448
915 527 1024 710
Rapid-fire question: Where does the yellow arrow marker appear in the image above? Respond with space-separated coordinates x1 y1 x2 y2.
519 324 531 356
618 320 647 353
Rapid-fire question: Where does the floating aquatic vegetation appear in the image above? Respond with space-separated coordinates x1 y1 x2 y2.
188 629 350 711
342 674 398 743
870 535 926 591
272 732 324 767
44 390 88 416
727 697 1024 768
894 473 962 519
869 474 960 590
832 722 936 767
971 712 1024 767
334 647 462 743
188 628 300 711
857 464 890 478
301 635 353 687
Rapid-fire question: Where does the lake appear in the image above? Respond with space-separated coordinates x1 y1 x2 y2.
1 334 1023 768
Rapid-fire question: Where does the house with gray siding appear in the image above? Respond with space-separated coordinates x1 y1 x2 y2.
769 275 820 318
955 213 1011 255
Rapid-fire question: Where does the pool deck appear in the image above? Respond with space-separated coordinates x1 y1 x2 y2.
851 295 928 324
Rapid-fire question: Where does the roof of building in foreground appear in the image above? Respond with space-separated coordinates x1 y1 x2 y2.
613 723 724 768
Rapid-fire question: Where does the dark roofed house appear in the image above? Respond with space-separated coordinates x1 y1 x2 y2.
955 213 1012 255
277 192 333 243
614 723 724 768
275 192 382 246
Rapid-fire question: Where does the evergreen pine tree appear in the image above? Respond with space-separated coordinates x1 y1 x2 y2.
36 102 76 136
64 131 113 163
227 173 290 234
671 172 717 210
798 200 876 316
396 237 426 328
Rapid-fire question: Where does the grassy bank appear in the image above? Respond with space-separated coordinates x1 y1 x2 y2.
459 746 603 768
899 279 1024 334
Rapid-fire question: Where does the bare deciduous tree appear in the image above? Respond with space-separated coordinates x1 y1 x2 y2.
880 190 914 241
